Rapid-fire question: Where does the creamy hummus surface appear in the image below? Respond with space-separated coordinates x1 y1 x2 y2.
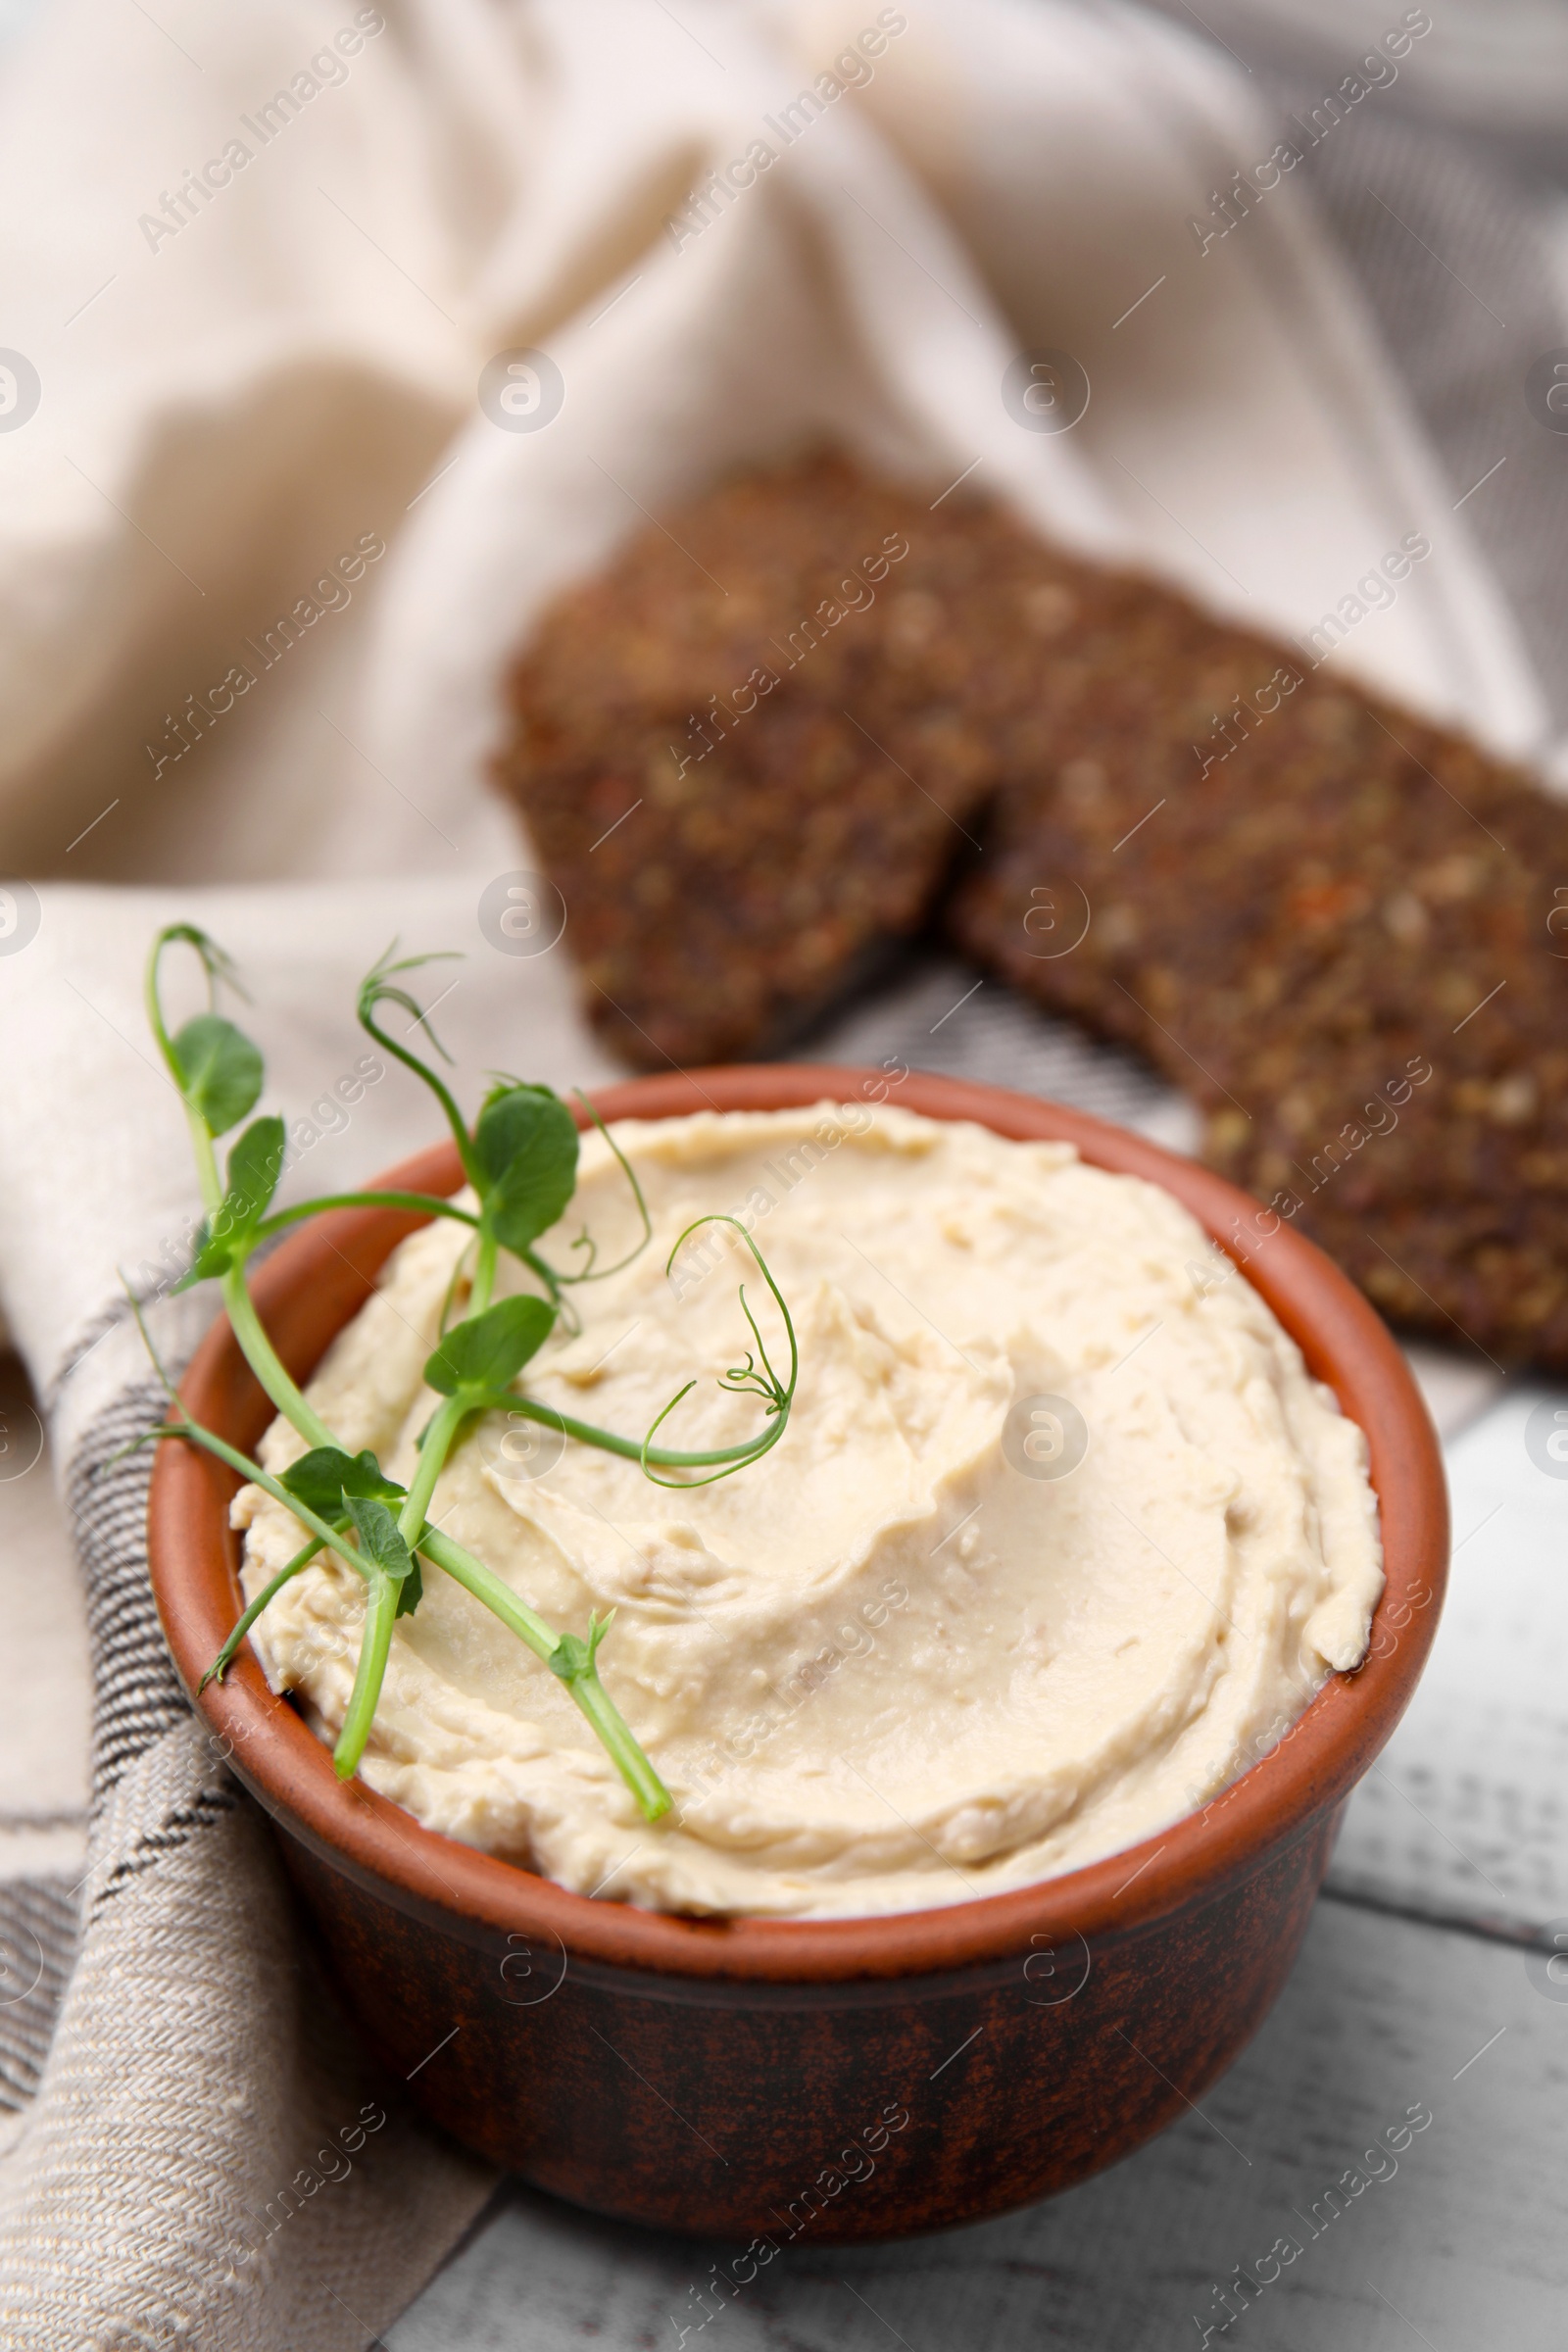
234 1105 1383 1919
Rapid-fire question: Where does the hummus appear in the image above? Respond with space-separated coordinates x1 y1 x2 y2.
234 1104 1383 1919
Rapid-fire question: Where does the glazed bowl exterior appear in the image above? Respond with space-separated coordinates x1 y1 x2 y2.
147 1067 1447 2241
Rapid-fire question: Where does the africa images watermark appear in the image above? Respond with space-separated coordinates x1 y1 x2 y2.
1186 9 1432 256
1189 1053 1436 1290
1190 660 1303 783
662 8 908 253
137 9 387 252
1295 533 1432 671
667 1062 910 1296
671 1578 913 1833
1191 2099 1436 2342
1189 535 1431 777
668 531 909 777
143 530 385 780
668 2098 912 2342
222 2099 389 2272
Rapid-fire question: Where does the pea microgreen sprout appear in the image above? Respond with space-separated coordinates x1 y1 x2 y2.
140 925 800 1825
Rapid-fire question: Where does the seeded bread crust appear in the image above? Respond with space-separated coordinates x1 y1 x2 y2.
491 452 1096 1065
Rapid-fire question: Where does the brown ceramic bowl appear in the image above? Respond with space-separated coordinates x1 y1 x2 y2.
148 1068 1446 2241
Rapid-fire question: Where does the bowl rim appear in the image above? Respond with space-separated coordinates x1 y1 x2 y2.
148 1063 1447 1984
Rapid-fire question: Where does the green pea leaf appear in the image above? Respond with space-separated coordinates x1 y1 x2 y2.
340 1495 420 1608
473 1085 579 1253
171 1011 264 1137
548 1610 613 1684
423 1294 556 1397
179 1227 234 1288
178 1115 287 1287
279 1446 405 1521
224 1113 286 1223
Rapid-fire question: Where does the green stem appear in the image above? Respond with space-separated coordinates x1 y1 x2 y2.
466 1389 781 1470
161 1415 370 1583
532 1092 653 1287
144 934 177 1069
565 1662 671 1823
520 1245 564 1306
419 1526 670 1821
521 1248 579 1337
358 991 479 1189
200 1534 323 1689
145 928 225 1215
470 1225 499 1316
147 930 324 1445
334 1569 398 1779
417 1525 562 1661
222 1263 335 1449
167 1401 402 1787
253 1191 479 1242
398 1394 467 1544
188 1117 223 1217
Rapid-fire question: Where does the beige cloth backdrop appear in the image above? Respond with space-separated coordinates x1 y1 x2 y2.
0 0 1550 899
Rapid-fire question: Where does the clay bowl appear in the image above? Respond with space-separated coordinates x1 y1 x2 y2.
148 1067 1446 2242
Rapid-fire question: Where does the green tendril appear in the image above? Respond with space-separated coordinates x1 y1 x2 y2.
356 943 476 1187
639 1219 799 1489
535 1091 654 1287
200 1534 324 1690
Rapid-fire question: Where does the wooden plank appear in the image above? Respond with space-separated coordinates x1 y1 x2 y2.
1330 1382 1568 1936
389 1895 1564 2351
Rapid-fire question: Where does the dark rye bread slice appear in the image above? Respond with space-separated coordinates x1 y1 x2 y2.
950 626 1568 1370
495 446 1568 1368
491 451 1099 1067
